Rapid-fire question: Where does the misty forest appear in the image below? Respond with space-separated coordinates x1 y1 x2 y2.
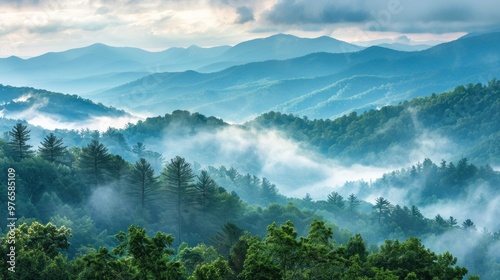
0 32 499 280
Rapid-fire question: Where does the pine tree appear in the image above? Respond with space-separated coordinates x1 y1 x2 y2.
8 123 33 161
132 142 146 158
162 156 196 243
209 222 244 257
327 191 345 209
127 158 159 217
78 139 112 187
261 178 278 204
373 197 392 225
38 133 67 163
347 193 361 212
195 170 218 233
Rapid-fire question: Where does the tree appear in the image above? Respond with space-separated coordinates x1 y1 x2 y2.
127 158 160 218
228 233 260 276
239 239 282 280
347 193 361 212
77 139 112 187
196 170 219 233
447 216 458 227
346 233 368 262
178 243 218 276
301 219 334 278
162 156 196 243
38 133 67 163
261 177 279 204
264 221 302 279
373 197 392 225
132 142 146 158
0 222 71 279
8 123 33 161
112 225 182 280
327 191 345 209
368 238 467 280
462 219 476 231
71 247 138 279
189 256 233 280
210 222 244 257
226 167 239 182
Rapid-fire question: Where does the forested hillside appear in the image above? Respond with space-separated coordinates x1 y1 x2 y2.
0 123 496 279
249 80 500 165
0 85 132 132
0 81 498 279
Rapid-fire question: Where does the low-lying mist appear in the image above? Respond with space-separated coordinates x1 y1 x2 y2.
153 124 456 200
0 94 143 131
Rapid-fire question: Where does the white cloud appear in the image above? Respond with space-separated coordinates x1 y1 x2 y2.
2 0 497 57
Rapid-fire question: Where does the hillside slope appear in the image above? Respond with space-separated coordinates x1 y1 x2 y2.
248 80 500 165
99 32 500 122
0 85 132 128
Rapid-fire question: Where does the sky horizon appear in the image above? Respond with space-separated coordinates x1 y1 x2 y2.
1 0 499 58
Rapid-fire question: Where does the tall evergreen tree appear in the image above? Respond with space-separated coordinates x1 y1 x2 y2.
132 142 146 158
260 178 278 204
373 197 392 225
209 222 244 257
127 158 159 217
8 123 33 161
327 191 345 209
196 170 218 234
347 193 360 212
162 156 196 243
38 133 67 163
78 139 112 187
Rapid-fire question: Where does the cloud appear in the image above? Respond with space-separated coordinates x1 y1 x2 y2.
235 6 254 24
419 183 500 231
0 0 42 7
1 0 499 57
27 19 64 34
261 0 500 34
263 0 369 25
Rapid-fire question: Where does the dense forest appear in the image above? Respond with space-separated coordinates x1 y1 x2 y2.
0 81 499 279
249 80 500 165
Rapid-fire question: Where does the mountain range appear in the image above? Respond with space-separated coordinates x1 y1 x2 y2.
0 34 362 95
0 32 499 125
96 32 500 122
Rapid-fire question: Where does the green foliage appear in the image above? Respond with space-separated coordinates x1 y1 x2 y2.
189 257 234 280
210 222 244 257
178 243 218 276
77 139 112 187
162 156 197 244
112 225 182 280
0 82 497 278
126 158 160 217
327 191 345 210
71 247 138 279
39 133 67 163
8 123 33 161
248 80 500 164
0 222 71 280
368 238 468 280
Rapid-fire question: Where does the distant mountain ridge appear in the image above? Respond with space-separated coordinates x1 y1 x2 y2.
0 84 131 125
97 32 500 122
0 34 364 95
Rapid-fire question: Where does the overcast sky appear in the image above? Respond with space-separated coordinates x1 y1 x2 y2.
1 0 499 57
